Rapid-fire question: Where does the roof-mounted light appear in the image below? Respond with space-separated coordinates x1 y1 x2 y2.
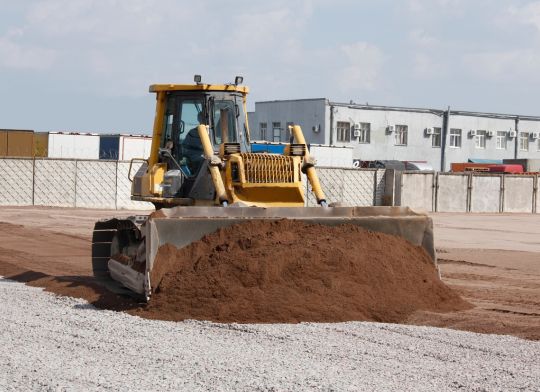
234 76 244 86
194 74 202 84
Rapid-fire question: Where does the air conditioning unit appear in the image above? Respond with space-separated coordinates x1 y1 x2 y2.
508 130 517 138
531 132 539 140
353 129 361 138
424 127 434 136
487 131 494 137
353 123 361 131
386 125 394 134
469 130 477 137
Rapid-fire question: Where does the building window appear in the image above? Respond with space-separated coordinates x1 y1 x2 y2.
260 123 267 140
336 121 351 142
394 125 408 146
358 122 370 143
432 127 441 148
496 131 507 150
449 129 462 148
537 138 540 152
475 130 486 149
519 132 529 151
272 122 281 142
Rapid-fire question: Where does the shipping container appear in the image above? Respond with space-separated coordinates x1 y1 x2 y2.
309 145 353 168
0 131 6 156
503 159 540 172
99 135 120 160
100 134 152 160
251 142 286 154
4 129 34 157
488 164 523 174
120 135 152 160
250 142 354 167
33 132 49 157
48 132 100 159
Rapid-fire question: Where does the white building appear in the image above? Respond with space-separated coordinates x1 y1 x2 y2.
248 99 540 171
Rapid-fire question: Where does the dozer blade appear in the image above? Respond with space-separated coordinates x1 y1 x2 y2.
143 206 435 299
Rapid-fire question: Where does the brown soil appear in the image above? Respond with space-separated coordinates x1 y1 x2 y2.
408 249 540 340
0 207 538 340
136 220 469 323
0 221 139 311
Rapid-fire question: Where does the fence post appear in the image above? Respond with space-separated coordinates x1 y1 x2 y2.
434 172 439 212
533 174 538 214
500 174 505 213
466 173 472 212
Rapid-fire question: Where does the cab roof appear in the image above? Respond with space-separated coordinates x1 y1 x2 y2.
149 84 249 94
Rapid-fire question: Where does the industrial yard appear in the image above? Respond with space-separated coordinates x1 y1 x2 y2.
0 207 538 390
3 2 540 391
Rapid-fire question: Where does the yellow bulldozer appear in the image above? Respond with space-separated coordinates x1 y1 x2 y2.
92 76 435 300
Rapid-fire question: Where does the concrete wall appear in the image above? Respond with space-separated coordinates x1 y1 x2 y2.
503 176 535 213
537 177 540 214
33 159 77 207
395 171 538 213
75 160 117 209
398 172 435 212
0 158 33 206
0 158 152 210
470 175 502 213
0 158 537 213
436 173 468 212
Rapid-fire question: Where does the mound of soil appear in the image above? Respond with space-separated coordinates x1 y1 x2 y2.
135 220 470 323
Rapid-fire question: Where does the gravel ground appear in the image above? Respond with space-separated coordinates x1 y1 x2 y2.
1 278 539 391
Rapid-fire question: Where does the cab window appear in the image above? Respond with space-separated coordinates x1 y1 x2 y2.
213 100 237 144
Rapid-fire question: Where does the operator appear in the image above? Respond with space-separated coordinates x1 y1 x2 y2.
181 112 205 175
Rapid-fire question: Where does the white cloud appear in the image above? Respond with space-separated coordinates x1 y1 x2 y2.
336 42 384 92
0 35 56 70
406 0 465 14
412 53 448 79
409 29 438 47
462 48 540 82
26 0 172 43
507 1 540 33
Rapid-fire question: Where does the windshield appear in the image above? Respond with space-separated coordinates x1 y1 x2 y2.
212 100 237 144
212 96 249 151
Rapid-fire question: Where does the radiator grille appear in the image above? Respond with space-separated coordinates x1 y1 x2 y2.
240 153 296 183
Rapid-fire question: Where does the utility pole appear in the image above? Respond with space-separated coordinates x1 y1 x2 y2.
329 104 336 146
440 107 450 172
514 117 519 159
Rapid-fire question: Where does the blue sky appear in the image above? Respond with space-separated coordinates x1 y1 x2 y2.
1 0 540 133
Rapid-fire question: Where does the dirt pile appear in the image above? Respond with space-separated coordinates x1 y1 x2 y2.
136 220 470 323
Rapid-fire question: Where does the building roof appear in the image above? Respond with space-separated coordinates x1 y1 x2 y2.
255 98 327 104
255 98 540 121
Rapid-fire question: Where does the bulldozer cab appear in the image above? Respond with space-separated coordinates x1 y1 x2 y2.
160 90 248 178
131 78 325 208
